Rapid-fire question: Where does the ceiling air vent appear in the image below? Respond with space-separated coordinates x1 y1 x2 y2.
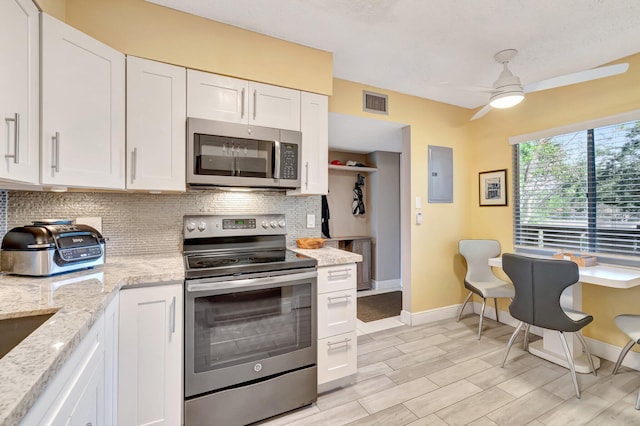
363 91 388 115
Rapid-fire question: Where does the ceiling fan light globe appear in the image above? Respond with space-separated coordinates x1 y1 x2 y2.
489 91 524 109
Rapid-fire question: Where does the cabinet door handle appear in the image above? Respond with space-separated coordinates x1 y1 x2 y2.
327 338 352 348
305 161 309 187
131 147 137 183
328 268 351 279
51 132 60 173
4 113 19 164
240 88 245 118
327 294 352 303
169 296 176 338
253 89 257 120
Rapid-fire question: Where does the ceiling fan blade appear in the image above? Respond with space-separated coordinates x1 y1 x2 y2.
524 63 629 93
470 104 493 121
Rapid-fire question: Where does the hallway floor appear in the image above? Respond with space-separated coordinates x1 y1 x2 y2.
258 315 640 426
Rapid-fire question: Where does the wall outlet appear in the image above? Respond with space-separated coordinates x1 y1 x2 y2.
75 217 102 233
306 214 315 228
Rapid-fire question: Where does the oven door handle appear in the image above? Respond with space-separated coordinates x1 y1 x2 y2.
186 271 317 293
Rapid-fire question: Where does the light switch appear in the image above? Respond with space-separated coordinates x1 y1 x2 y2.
416 196 422 209
306 214 315 228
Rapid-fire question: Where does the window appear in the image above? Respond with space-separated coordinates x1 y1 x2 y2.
512 111 640 264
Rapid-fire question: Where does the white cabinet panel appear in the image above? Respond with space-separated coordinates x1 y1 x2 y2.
187 69 248 124
187 70 301 131
127 56 186 191
119 283 183 426
41 13 125 189
317 288 357 339
317 263 357 388
0 0 39 183
317 331 357 385
21 308 110 426
288 92 328 195
248 82 301 131
318 264 357 293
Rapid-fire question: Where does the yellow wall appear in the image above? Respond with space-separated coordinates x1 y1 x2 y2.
468 53 640 346
58 0 332 95
330 79 472 312
37 0 640 347
34 0 65 20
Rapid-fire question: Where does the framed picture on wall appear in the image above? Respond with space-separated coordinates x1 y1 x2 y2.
479 169 507 206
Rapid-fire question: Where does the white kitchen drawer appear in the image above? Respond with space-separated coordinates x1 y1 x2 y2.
317 288 357 339
317 331 357 385
318 264 356 294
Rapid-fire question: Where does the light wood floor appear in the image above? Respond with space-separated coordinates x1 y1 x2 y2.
258 315 640 426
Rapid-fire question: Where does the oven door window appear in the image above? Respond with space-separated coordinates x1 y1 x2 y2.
193 283 312 373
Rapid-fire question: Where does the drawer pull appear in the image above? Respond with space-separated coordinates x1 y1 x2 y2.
327 294 352 303
327 338 352 347
327 268 352 279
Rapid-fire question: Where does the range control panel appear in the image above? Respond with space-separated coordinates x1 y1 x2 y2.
184 214 287 238
222 218 256 230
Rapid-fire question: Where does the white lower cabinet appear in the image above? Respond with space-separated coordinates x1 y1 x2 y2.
118 283 183 426
317 264 357 389
20 294 119 425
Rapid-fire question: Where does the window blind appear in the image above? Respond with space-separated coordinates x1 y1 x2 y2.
513 118 640 261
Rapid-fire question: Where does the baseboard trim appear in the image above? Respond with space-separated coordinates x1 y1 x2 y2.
400 302 473 326
372 279 402 291
402 301 640 372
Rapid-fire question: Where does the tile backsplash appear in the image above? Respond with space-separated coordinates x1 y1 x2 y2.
2 191 321 256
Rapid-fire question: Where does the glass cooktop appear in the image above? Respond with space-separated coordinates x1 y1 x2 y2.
184 249 316 279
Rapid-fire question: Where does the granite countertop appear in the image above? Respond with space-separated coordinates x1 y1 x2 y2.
0 254 184 426
289 246 362 266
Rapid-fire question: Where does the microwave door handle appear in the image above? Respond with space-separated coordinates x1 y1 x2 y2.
273 140 281 179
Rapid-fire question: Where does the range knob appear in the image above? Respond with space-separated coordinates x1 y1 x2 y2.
270 220 278 228
197 222 207 232
186 222 196 232
261 221 269 229
278 220 286 228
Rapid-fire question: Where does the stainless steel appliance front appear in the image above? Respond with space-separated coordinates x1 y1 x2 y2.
187 118 302 189
182 214 317 426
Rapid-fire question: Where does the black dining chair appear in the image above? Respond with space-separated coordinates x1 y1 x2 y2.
500 253 596 399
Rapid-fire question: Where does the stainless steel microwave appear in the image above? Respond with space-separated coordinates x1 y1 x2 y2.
187 118 302 189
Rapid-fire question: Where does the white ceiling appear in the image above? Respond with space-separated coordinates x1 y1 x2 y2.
147 0 640 153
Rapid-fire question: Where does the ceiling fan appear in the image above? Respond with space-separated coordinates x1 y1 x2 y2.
470 49 629 121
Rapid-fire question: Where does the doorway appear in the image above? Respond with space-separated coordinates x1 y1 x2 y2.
328 113 408 333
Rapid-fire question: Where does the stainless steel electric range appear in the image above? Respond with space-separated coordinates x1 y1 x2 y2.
182 214 318 426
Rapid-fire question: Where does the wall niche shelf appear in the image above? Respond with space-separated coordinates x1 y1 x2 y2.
328 164 377 173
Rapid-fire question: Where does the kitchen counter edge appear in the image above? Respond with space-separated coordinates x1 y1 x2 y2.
0 254 184 426
289 246 362 266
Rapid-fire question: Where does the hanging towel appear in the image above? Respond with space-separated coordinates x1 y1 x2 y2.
321 195 331 238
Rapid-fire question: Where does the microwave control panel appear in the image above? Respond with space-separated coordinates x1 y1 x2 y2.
280 143 298 180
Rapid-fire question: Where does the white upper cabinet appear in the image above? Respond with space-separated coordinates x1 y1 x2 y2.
187 70 248 125
187 70 301 131
126 56 186 192
288 92 328 195
41 13 125 189
0 0 40 184
248 81 301 131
